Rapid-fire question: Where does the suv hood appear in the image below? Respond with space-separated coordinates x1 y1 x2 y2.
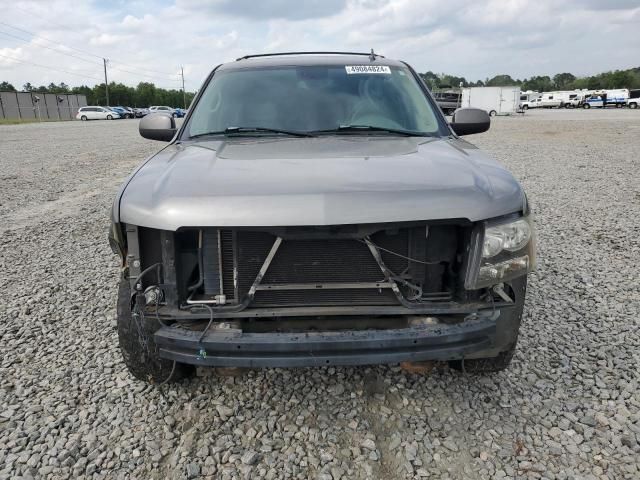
118 136 524 230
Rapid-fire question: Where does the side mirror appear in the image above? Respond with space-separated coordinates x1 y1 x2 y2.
450 108 490 136
139 113 176 141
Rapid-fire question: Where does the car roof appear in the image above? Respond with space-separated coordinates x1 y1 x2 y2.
217 53 406 72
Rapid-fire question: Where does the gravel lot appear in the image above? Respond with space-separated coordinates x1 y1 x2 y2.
1 110 639 480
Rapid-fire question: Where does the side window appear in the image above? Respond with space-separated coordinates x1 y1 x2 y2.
548 96 553 99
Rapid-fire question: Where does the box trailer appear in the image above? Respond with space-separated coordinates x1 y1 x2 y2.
461 87 520 116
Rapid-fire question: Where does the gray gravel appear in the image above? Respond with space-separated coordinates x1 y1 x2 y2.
1 110 639 479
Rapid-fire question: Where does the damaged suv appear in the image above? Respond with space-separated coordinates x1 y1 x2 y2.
110 52 535 383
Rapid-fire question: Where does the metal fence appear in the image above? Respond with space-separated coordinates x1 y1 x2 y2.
0 91 87 121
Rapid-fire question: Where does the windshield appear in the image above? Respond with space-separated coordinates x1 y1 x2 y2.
186 64 445 137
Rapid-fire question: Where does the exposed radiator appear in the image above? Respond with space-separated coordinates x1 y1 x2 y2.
199 225 453 308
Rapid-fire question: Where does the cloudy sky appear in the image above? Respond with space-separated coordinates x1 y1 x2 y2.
0 0 639 91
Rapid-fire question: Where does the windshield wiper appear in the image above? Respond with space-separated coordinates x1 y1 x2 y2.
190 126 314 139
313 125 428 137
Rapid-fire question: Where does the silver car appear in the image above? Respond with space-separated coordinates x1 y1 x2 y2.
110 52 535 383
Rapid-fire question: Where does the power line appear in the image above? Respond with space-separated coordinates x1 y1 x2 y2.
0 53 103 82
0 20 102 60
0 29 102 66
0 19 178 77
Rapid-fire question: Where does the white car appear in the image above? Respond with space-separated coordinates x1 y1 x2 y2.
76 106 120 120
148 106 177 117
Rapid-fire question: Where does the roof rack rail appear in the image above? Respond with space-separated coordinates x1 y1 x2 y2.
236 50 384 61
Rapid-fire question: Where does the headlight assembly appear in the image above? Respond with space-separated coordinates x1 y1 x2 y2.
466 215 535 289
482 218 531 257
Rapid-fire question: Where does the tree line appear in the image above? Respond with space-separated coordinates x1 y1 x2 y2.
0 81 196 108
421 66 640 91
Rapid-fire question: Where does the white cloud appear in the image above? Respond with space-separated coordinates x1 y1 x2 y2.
89 34 121 47
0 47 26 67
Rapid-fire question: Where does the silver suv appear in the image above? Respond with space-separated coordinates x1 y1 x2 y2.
110 52 535 383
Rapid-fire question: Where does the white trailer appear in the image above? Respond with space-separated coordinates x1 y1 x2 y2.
460 87 520 116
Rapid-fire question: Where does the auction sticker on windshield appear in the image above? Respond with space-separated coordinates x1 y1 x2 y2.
345 65 391 74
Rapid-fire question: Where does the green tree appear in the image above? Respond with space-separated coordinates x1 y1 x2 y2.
606 70 634 89
522 76 553 92
71 85 95 104
486 74 519 86
22 82 34 92
419 71 440 89
0 81 16 91
136 82 156 107
553 73 576 89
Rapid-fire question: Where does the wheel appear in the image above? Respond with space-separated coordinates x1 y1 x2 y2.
616 103 622 108
80 115 87 121
449 277 526 373
117 276 193 384
522 105 528 110
630 103 638 109
107 114 113 120
583 103 591 109
489 110 497 117
172 113 177 118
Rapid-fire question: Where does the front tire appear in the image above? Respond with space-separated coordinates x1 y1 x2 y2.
630 103 638 109
117 277 193 384
489 110 497 117
80 115 87 121
107 114 113 120
583 103 591 109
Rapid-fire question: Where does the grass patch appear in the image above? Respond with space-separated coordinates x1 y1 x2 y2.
0 118 66 125
0 118 41 125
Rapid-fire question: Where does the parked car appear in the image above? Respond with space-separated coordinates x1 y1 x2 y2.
110 52 535 383
626 89 639 109
76 106 120 120
149 105 177 117
564 96 583 108
584 89 629 109
173 107 186 118
520 97 542 110
133 108 150 118
118 106 135 118
108 106 128 118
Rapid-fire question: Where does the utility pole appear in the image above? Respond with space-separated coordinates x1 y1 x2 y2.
180 66 186 109
103 58 109 106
